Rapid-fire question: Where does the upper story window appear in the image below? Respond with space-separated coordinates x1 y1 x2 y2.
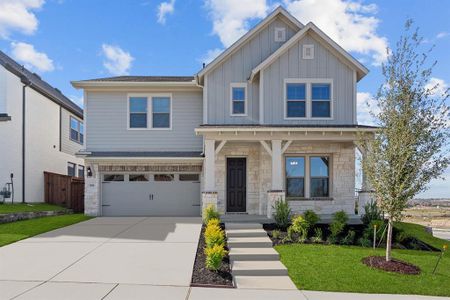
129 97 148 128
128 94 171 129
70 117 83 144
230 83 247 116
285 79 332 119
311 83 331 118
302 44 314 59
286 83 306 118
274 27 286 42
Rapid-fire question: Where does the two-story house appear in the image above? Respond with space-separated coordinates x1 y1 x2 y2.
73 7 376 217
0 51 84 203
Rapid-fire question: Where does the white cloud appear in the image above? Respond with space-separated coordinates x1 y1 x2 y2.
284 0 388 65
425 77 449 97
11 42 54 72
0 0 44 39
101 44 134 76
157 0 175 25
357 92 379 125
436 32 449 39
204 0 269 47
198 48 223 64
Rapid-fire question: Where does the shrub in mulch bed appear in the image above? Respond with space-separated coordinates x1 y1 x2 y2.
362 256 421 275
191 224 233 288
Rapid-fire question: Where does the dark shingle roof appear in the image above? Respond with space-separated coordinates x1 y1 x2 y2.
78 76 195 83
85 151 203 158
0 51 83 118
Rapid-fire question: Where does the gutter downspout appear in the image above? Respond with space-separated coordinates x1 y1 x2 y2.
20 76 31 203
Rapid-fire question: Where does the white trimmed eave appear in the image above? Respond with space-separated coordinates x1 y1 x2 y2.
195 126 376 141
71 80 199 89
83 156 204 162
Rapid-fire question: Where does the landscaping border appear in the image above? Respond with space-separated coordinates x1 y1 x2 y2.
0 210 72 224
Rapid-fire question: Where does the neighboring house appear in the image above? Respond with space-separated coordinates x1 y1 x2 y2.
72 7 376 217
0 51 84 203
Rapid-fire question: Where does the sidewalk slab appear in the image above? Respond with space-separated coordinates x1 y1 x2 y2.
0 280 42 299
188 287 307 300
234 276 296 290
14 282 115 300
104 284 189 300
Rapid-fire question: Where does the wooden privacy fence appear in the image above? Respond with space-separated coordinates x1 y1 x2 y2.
44 172 84 213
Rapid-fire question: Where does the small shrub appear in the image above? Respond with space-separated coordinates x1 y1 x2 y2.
361 201 382 225
303 210 320 230
204 244 228 271
204 223 225 248
289 215 308 241
358 235 371 247
272 199 291 229
311 227 323 243
207 218 220 228
328 210 348 243
271 229 281 239
365 219 385 242
341 230 356 245
203 204 220 224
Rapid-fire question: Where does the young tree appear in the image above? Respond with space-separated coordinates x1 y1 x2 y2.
362 20 450 262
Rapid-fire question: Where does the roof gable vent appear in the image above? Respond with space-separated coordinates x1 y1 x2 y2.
275 27 286 42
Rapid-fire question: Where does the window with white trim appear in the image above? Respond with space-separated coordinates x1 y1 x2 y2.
302 44 314 59
311 83 331 117
67 162 76 177
78 165 85 178
70 117 83 144
286 83 306 118
274 27 286 42
231 84 246 115
128 95 171 129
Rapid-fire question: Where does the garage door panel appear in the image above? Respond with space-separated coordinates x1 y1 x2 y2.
101 175 200 216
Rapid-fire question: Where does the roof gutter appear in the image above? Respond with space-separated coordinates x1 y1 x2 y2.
71 80 199 89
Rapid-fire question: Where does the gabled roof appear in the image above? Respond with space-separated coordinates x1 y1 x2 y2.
196 6 303 84
0 50 83 118
250 22 369 82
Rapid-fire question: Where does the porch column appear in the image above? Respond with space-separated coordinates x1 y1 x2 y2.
358 144 374 215
202 139 218 215
267 140 285 218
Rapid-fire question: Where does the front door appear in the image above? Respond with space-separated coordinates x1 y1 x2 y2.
227 158 246 212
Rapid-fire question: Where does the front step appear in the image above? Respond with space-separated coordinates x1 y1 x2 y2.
234 276 296 290
226 228 268 237
227 236 273 248
229 247 279 261
231 260 288 276
225 223 263 230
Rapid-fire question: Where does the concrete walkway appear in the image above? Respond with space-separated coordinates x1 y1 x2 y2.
1 217 448 299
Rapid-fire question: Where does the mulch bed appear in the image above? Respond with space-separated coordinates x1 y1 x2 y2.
190 224 234 288
362 256 421 275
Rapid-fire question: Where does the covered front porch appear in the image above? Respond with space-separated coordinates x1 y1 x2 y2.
196 125 376 219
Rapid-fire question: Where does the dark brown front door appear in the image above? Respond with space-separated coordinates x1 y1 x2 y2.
227 158 246 212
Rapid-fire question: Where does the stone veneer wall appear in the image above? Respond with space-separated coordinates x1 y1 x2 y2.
215 141 356 216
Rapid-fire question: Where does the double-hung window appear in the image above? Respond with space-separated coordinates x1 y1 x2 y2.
285 157 305 197
286 83 306 118
78 165 85 178
70 117 83 144
310 157 329 197
231 84 246 115
128 95 171 129
67 162 76 177
311 83 331 117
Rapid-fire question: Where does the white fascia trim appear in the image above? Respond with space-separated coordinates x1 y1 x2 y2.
85 157 204 161
71 80 198 89
250 22 369 82
196 6 304 81
195 127 378 133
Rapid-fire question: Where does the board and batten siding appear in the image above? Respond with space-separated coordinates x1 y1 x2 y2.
206 16 298 125
85 91 203 151
60 108 83 156
263 33 356 125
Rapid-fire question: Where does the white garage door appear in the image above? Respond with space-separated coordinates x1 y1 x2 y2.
101 173 201 216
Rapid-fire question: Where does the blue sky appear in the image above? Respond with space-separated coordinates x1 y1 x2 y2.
0 0 448 198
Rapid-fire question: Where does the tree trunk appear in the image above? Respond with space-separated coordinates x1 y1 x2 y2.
386 218 393 262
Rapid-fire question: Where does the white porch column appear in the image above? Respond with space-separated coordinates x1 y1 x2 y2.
271 140 283 190
204 139 216 191
202 139 218 215
358 144 374 215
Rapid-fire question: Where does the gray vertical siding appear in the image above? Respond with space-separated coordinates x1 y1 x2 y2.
61 108 83 155
86 91 203 151
263 34 356 125
206 16 298 124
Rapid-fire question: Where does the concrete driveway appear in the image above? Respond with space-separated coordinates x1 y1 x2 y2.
0 217 202 299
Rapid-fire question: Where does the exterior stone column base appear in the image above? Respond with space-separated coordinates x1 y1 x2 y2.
358 190 374 215
267 190 285 218
84 164 100 216
202 191 218 218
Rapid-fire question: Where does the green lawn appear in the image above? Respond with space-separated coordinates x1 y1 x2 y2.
276 223 449 296
0 214 91 247
0 203 66 214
